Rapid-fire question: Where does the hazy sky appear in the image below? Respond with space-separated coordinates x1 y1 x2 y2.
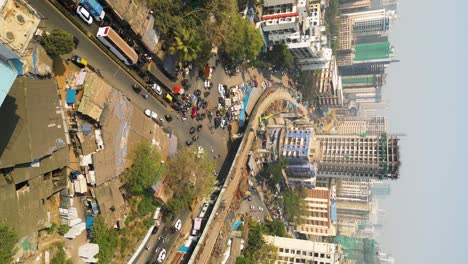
380 0 468 263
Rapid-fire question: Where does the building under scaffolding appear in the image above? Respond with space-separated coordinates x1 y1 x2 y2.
315 133 400 180
335 235 377 264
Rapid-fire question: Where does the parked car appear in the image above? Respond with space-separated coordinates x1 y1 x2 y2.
191 105 198 118
174 219 182 231
192 135 199 142
186 140 193 146
220 119 227 129
150 83 162 95
76 5 93 24
144 109 157 120
71 55 87 68
157 248 166 263
151 226 159 234
189 127 196 134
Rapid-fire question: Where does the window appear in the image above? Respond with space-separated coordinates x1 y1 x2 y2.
320 254 325 258
285 249 290 253
280 248 284 253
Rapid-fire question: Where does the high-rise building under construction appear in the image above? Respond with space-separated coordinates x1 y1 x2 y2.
312 134 400 180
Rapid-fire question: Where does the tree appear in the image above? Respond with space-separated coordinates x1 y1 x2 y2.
41 29 75 55
236 255 255 264
165 147 216 203
169 27 203 63
265 219 286 237
261 44 293 69
91 216 118 264
283 188 306 224
0 224 17 263
50 243 69 264
123 142 163 195
222 13 264 62
244 221 278 264
260 159 287 188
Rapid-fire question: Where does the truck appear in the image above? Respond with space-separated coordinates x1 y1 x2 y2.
79 0 105 21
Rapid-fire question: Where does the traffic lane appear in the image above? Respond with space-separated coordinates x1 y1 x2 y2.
31 0 229 158
238 188 268 223
141 210 191 264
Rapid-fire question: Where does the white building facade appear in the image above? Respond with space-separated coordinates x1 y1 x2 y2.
261 0 331 70
265 235 342 264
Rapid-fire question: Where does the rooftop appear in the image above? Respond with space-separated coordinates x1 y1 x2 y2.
0 77 68 169
0 0 42 56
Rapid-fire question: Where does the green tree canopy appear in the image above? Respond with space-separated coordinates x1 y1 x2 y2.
169 27 203 63
260 159 287 188
165 147 216 203
0 224 17 263
265 219 286 237
283 188 306 224
244 221 278 264
222 13 264 62
261 44 293 69
123 142 163 195
41 29 75 55
236 255 255 264
91 216 118 264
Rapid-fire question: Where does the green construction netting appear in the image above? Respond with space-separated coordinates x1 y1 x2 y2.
342 76 376 84
335 235 376 264
354 42 392 61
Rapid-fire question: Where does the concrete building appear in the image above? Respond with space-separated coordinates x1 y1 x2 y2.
340 0 371 13
334 116 387 136
264 235 342 264
279 128 316 188
313 57 344 107
336 177 371 203
0 0 43 106
261 0 332 70
343 9 396 37
0 77 69 238
296 187 337 237
311 134 400 180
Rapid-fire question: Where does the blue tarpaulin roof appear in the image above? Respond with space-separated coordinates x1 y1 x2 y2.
66 89 76 104
86 216 95 229
232 220 244 231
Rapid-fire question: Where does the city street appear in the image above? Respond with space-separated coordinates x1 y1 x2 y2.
136 210 191 264
28 0 230 163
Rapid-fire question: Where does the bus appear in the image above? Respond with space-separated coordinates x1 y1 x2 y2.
192 217 202 236
96 27 138 65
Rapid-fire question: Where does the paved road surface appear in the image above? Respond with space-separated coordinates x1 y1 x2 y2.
191 89 307 264
29 0 229 160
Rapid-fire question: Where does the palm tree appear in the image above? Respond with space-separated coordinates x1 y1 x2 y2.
169 28 202 63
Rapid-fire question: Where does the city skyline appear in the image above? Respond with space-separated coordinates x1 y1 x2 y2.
381 0 468 263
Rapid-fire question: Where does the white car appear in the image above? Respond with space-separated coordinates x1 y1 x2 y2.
174 219 182 231
250 204 255 210
157 248 166 263
76 6 93 25
220 119 227 128
151 84 162 95
218 84 225 97
144 109 157 120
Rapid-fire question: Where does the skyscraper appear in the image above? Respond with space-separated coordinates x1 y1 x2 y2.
343 9 397 37
312 134 400 180
334 116 387 136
